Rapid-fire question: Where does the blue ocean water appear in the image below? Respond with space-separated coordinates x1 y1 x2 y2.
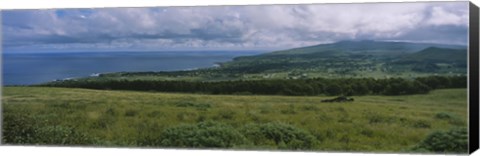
2 51 264 85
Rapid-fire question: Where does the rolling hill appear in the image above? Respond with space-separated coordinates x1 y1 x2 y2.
74 40 468 81
217 40 467 76
236 40 465 58
394 47 467 64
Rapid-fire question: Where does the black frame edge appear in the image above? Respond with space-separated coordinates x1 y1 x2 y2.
469 1 480 154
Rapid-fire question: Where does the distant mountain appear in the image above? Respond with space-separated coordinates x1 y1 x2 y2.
263 40 466 55
395 47 467 64
101 40 468 80
216 40 467 76
232 40 466 61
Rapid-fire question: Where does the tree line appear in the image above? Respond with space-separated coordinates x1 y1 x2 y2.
40 76 466 96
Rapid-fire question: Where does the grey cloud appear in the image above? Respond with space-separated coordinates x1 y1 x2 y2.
2 2 470 52
390 25 468 45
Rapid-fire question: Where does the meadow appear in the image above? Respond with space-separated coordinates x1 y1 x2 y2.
2 87 468 153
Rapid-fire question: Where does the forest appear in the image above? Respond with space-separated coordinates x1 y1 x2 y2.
41 76 466 96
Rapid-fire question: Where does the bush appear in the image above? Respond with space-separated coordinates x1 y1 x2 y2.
301 105 319 111
2 113 95 145
33 126 95 145
435 112 454 119
434 112 465 126
174 101 195 107
360 129 374 138
124 109 138 117
158 121 248 148
92 113 116 129
411 120 431 129
174 101 211 111
105 108 116 116
176 112 197 121
280 104 296 115
217 110 236 120
147 110 164 117
2 113 39 144
241 122 317 150
412 127 468 153
364 112 396 124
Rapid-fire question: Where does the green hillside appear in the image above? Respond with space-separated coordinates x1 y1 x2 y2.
211 40 467 78
395 47 467 63
38 40 468 87
3 40 469 153
253 40 465 56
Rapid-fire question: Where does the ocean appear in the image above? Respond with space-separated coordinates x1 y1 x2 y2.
2 51 264 85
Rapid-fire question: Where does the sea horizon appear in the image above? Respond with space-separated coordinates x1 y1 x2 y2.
2 50 266 85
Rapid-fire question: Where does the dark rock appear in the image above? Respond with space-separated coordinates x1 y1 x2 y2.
321 96 354 103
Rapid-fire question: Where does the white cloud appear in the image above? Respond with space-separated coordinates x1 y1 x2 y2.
2 2 469 52
426 6 468 26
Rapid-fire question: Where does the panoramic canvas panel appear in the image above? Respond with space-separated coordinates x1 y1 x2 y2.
1 2 470 154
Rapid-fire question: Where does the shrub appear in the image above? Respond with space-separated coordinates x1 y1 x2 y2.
309 130 325 142
175 101 195 107
158 121 248 148
339 134 351 144
147 110 164 117
360 129 374 138
301 105 319 111
33 126 95 145
105 108 116 116
196 115 207 122
435 112 454 120
434 112 465 126
280 104 296 115
2 113 39 144
365 113 396 124
92 113 116 129
259 105 271 114
124 109 138 117
411 120 431 129
195 103 211 111
241 122 317 150
325 129 336 139
176 112 197 121
2 113 94 145
412 127 468 153
217 110 236 120
316 114 332 122
174 101 211 111
50 103 71 109
338 115 352 123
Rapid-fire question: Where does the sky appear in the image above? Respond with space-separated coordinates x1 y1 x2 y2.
1 1 469 52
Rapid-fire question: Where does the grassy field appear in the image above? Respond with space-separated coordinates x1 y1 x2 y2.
2 87 467 153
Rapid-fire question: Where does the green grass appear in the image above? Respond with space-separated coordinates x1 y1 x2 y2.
2 87 467 152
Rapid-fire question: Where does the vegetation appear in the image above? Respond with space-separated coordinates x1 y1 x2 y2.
41 76 466 96
2 111 95 145
1 40 469 153
411 127 468 153
2 87 468 153
52 41 467 83
154 121 248 148
241 122 317 150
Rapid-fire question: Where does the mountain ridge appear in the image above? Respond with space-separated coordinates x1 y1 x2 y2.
265 40 466 55
216 40 467 77
92 40 468 81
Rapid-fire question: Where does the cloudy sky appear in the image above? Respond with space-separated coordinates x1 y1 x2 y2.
2 1 469 52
